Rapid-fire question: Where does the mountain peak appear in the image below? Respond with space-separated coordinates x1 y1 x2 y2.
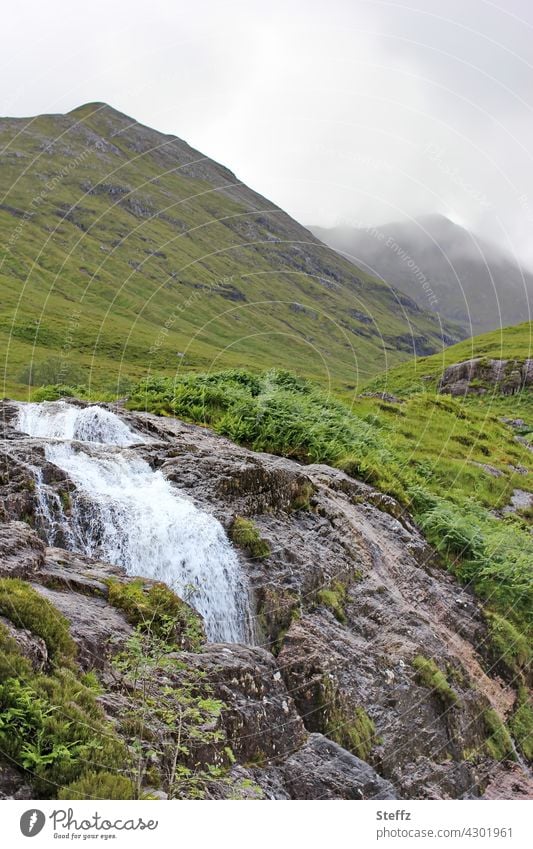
67 101 126 117
310 215 533 334
415 212 467 233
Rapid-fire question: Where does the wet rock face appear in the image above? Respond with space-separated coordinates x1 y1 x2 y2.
179 643 307 763
439 357 533 396
0 401 530 800
0 521 45 576
271 734 398 800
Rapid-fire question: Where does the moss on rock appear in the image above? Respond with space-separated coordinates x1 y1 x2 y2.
105 578 205 651
316 581 347 623
320 677 376 762
483 709 516 762
58 770 137 800
509 687 533 762
0 578 76 662
412 656 459 708
230 516 271 559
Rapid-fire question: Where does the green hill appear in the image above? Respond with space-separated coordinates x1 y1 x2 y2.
364 320 533 396
0 102 461 398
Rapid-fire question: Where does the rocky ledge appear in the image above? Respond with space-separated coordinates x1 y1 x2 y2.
439 358 533 396
0 400 531 800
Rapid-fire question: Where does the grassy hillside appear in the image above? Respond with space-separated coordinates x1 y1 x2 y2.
0 103 461 399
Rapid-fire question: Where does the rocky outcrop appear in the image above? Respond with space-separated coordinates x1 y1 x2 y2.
257 734 397 800
439 358 533 396
0 521 45 576
0 400 531 800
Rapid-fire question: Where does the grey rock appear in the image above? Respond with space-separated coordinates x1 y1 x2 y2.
279 734 397 799
0 522 45 577
439 358 533 396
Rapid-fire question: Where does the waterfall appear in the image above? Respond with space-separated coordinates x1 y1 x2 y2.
17 402 141 446
16 401 252 644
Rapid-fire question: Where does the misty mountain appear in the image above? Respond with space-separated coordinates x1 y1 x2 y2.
310 214 533 334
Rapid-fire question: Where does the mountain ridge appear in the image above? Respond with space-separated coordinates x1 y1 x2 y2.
310 216 533 335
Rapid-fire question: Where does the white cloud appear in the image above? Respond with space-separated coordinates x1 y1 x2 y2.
3 0 532 265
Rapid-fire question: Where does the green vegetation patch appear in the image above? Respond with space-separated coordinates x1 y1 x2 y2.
0 621 128 796
483 708 516 762
485 611 531 676
290 480 315 511
509 687 533 762
316 581 347 624
230 516 271 559
0 578 76 662
412 656 459 708
320 677 376 761
105 578 205 651
58 770 137 800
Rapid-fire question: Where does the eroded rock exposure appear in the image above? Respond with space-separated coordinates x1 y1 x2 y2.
0 399 531 800
439 357 533 396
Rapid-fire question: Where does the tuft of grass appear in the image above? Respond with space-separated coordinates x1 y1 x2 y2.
58 770 136 800
483 709 516 762
509 687 533 762
230 516 271 559
412 656 459 707
290 480 315 511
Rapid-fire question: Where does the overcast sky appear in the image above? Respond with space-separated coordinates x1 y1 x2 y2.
3 0 533 266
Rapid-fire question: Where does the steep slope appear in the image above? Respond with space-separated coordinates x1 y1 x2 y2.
311 215 533 335
0 103 461 398
1 399 531 799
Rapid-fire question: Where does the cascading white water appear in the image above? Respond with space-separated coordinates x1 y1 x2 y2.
16 401 252 644
17 402 139 446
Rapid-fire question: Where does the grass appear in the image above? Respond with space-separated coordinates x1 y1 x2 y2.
364 320 533 396
412 656 459 708
0 103 459 400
